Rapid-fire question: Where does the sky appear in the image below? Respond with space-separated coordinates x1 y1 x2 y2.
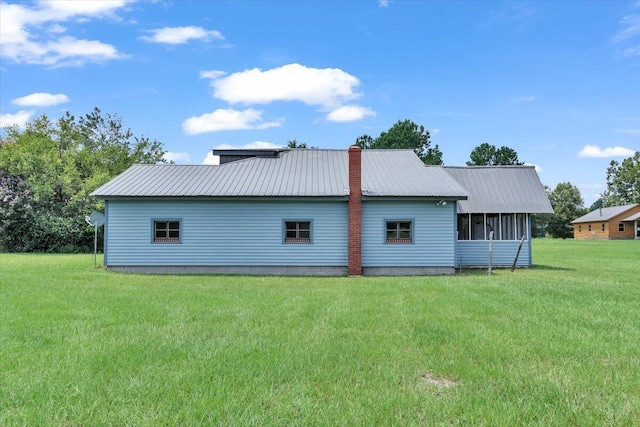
1 0 639 207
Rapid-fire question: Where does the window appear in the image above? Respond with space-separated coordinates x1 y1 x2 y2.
154 220 180 243
516 214 527 240
602 223 605 232
486 214 500 240
588 224 592 232
284 221 311 243
457 214 470 240
470 214 484 240
386 221 412 243
619 223 625 232
578 225 582 232
501 214 515 240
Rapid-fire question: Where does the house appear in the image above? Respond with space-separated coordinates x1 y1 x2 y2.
571 204 640 240
90 147 553 275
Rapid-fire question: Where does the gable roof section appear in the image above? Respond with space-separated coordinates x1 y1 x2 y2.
91 149 469 199
362 150 468 198
571 204 640 223
444 166 554 214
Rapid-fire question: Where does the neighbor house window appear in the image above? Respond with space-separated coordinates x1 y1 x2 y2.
501 214 515 240
619 223 625 232
284 221 311 243
386 221 413 243
154 220 180 243
602 223 605 232
516 214 527 240
588 224 592 232
578 225 582 232
470 214 484 240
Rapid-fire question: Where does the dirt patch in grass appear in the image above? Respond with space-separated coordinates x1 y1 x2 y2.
421 373 458 389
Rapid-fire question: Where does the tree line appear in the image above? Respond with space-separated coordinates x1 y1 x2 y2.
2 113 637 251
0 108 166 252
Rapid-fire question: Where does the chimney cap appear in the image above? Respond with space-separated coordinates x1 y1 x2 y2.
348 145 362 152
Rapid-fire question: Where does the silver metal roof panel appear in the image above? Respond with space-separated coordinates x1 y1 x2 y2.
443 166 553 214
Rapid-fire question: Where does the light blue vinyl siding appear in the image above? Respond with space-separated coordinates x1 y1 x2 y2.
456 240 532 267
105 199 347 266
362 200 457 267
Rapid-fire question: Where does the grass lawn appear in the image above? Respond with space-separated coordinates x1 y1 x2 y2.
1 239 639 425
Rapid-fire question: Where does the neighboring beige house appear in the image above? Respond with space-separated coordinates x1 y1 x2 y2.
572 204 640 240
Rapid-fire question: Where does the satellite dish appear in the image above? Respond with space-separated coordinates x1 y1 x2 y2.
88 212 106 227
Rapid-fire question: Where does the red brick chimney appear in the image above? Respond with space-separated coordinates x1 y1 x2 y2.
348 146 362 276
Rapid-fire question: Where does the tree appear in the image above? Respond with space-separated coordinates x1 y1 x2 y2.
601 151 640 206
547 182 585 239
286 139 317 149
0 108 167 252
0 170 35 252
466 143 524 166
354 119 443 165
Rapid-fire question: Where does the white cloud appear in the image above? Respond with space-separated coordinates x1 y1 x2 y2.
202 63 362 109
326 105 375 122
202 152 219 165
511 95 538 102
379 0 390 7
0 110 34 128
140 26 224 44
431 128 440 135
577 144 635 158
200 70 227 79
525 163 543 173
0 0 130 67
12 92 69 107
165 151 192 163
614 128 640 135
613 13 640 57
182 108 282 135
613 15 640 42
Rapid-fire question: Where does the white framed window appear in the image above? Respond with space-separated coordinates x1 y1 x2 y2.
153 220 180 243
386 220 413 244
284 220 311 243
619 223 625 232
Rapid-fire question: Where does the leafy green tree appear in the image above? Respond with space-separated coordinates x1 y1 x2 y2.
601 151 640 206
589 198 603 211
355 120 443 165
0 170 35 252
547 182 585 239
0 108 167 252
466 143 524 166
287 139 307 148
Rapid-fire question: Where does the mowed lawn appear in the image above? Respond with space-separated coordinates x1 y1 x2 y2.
1 240 639 425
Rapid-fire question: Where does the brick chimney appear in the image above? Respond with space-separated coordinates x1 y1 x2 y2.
348 146 362 276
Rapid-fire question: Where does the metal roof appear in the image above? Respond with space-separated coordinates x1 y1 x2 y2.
362 150 468 198
622 211 640 222
443 166 554 214
572 204 640 223
91 149 349 198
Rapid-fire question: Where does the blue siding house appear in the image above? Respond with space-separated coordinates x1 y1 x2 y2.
91 147 552 275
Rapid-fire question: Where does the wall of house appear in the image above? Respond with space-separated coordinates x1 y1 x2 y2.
456 240 531 268
104 199 348 273
361 200 456 274
456 214 532 268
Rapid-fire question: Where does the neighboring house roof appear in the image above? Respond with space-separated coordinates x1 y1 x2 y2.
443 166 554 214
571 204 640 223
91 149 469 199
622 212 640 222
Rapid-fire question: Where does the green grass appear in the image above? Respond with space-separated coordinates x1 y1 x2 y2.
1 239 639 425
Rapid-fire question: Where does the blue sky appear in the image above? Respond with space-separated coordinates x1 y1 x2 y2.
1 0 639 206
